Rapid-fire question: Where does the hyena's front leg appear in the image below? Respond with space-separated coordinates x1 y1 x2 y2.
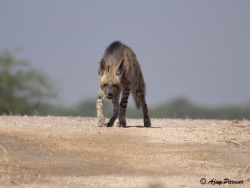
96 88 106 127
118 86 130 127
107 90 120 127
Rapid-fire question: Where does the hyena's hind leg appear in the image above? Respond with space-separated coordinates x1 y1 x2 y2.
96 88 106 127
107 90 120 127
140 93 151 127
133 76 151 127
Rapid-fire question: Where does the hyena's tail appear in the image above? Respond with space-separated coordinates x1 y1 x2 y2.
132 72 146 109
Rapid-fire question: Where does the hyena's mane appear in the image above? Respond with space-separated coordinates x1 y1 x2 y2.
105 41 123 56
99 41 129 78
103 41 126 67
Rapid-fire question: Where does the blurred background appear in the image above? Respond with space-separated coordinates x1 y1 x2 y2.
1 0 250 119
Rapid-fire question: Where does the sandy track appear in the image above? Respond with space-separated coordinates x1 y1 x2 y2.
0 116 249 187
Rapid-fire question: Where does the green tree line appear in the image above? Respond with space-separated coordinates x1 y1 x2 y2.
44 98 250 120
1 53 249 120
0 52 56 115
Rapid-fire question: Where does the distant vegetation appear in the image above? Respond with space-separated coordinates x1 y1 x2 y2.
0 52 56 115
1 52 249 120
136 98 250 120
40 98 250 120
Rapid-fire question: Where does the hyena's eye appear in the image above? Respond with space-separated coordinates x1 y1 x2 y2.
103 83 108 87
113 84 118 88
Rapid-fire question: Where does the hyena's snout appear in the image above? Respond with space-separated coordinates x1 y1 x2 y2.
106 87 114 99
107 92 113 99
105 83 120 99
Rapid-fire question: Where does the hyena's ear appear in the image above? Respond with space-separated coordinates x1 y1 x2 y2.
98 58 108 76
116 58 124 77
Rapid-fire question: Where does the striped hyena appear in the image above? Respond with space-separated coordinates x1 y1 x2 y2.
96 41 151 127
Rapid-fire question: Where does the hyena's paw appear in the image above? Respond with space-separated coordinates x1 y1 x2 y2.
117 121 126 127
106 121 114 127
144 118 151 127
98 117 105 127
118 117 126 127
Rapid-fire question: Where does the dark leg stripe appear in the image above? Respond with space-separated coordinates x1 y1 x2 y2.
123 93 130 97
120 102 128 109
125 88 130 92
120 107 127 112
121 99 128 103
120 104 127 108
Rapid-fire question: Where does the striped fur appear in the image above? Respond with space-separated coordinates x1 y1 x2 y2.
96 41 151 127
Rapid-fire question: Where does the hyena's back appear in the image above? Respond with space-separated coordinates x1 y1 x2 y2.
102 41 146 108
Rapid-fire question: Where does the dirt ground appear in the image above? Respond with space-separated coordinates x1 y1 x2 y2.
0 116 249 187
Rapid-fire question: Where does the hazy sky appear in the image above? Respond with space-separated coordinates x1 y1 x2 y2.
1 0 250 107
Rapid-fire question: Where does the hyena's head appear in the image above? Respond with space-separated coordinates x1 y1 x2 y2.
97 58 124 99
